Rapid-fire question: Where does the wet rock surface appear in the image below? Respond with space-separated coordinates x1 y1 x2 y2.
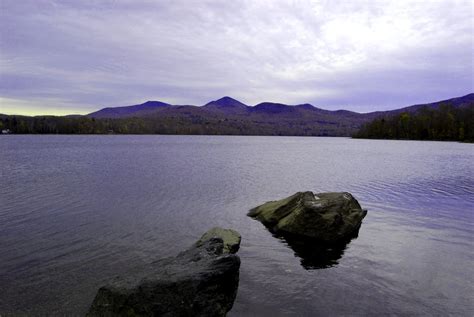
248 192 367 243
249 192 367 269
87 227 241 317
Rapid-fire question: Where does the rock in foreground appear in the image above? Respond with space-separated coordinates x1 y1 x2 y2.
248 192 367 242
87 227 241 317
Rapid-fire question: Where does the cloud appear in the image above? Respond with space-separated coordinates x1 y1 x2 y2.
0 0 472 115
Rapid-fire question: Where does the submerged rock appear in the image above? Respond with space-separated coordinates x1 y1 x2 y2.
87 227 241 317
248 192 367 242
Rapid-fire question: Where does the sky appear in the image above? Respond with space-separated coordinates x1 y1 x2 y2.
0 0 473 115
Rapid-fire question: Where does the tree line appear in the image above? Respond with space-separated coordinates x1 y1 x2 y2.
0 114 352 136
353 104 474 142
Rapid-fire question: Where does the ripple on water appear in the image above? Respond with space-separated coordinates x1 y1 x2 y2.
0 135 473 315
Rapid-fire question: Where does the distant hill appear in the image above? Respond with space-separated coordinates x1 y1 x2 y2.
202 96 249 114
368 93 474 117
88 100 172 118
1 93 472 136
84 96 377 135
88 94 474 119
397 93 474 112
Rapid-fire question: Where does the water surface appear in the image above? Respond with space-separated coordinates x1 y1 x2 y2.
0 136 473 315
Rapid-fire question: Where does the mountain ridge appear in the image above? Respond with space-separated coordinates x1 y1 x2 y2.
1 93 471 137
87 93 473 119
88 100 172 118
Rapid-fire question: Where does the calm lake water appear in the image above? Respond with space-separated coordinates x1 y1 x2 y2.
0 135 473 316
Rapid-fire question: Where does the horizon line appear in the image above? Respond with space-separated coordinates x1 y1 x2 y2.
1 92 472 117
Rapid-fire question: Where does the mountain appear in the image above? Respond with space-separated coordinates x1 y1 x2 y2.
371 93 474 116
2 93 472 136
404 93 474 113
88 94 474 120
82 93 474 136
88 100 171 118
400 93 474 112
252 102 297 114
202 96 249 114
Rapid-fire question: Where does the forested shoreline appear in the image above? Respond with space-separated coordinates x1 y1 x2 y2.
1 103 473 141
0 114 355 136
353 105 473 142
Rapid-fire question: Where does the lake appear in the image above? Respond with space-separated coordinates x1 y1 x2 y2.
0 135 473 316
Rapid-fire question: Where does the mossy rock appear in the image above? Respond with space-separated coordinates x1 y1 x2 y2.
195 227 241 254
249 191 367 242
87 227 241 317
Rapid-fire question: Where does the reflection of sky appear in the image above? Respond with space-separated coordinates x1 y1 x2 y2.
349 208 474 315
1 0 473 115
1 136 473 314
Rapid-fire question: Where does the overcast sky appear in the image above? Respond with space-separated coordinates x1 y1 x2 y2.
0 0 472 115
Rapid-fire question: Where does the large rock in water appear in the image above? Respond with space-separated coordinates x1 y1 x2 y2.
87 227 241 317
248 192 367 242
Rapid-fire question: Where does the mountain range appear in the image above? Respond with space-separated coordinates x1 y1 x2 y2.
85 93 474 136
1 93 472 136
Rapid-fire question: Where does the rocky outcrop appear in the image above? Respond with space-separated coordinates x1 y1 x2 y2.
195 227 241 254
248 192 367 242
87 227 241 317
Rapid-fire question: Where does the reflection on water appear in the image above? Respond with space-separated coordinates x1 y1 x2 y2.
277 227 362 270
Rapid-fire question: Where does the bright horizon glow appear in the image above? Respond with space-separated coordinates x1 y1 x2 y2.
0 98 90 116
1 0 473 115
